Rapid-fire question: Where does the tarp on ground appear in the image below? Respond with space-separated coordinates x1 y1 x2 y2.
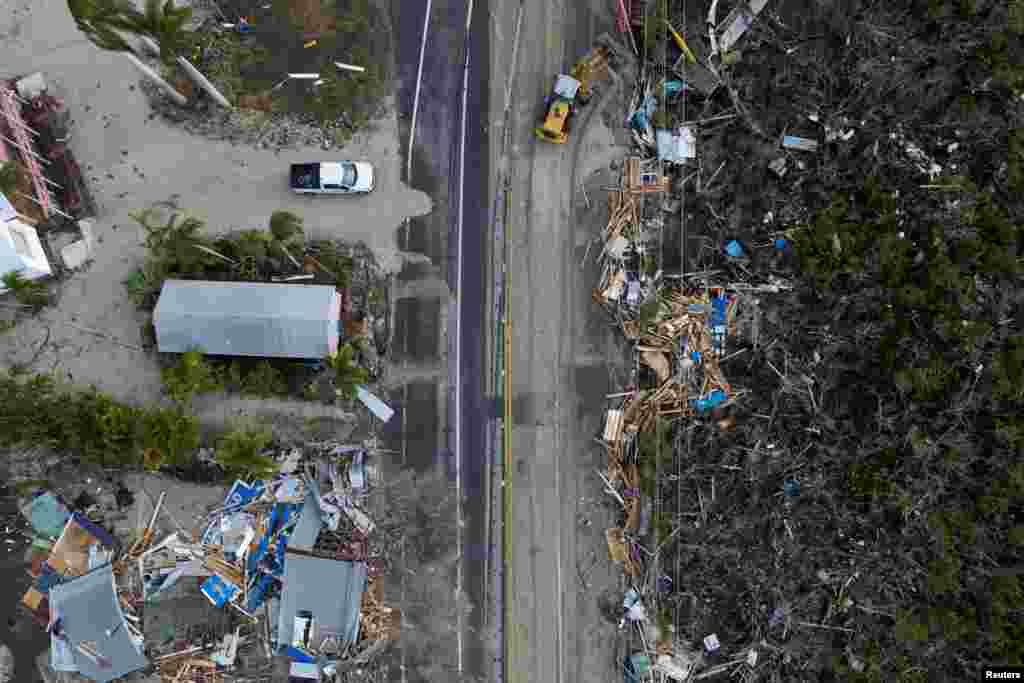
276 552 367 648
153 280 341 359
21 491 70 539
48 564 148 683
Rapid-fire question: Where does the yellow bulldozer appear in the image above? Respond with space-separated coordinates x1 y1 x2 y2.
535 43 613 144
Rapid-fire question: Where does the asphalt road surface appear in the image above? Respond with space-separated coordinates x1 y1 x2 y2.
491 1 620 682
392 0 490 679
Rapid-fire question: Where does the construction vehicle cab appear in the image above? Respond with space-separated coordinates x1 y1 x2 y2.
535 74 580 144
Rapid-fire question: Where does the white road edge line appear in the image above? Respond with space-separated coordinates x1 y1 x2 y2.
408 0 433 179
455 0 474 675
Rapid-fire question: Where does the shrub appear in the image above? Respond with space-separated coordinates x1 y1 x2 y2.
2 270 51 307
326 343 368 400
215 425 278 479
240 361 288 398
161 349 222 405
140 407 200 468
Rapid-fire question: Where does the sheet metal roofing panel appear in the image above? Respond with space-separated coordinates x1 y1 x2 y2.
153 280 340 358
48 563 149 683
287 490 323 552
277 553 367 648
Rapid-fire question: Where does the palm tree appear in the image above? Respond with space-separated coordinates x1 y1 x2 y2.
66 0 140 52
66 0 192 104
132 207 221 275
0 161 20 197
268 210 304 246
2 270 50 307
132 0 194 65
325 343 369 400
215 424 279 479
67 0 192 63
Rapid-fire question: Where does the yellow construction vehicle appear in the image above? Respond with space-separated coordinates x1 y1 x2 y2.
535 74 580 144
536 37 621 144
569 45 610 105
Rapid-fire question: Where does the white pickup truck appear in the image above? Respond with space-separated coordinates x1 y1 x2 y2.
289 161 375 194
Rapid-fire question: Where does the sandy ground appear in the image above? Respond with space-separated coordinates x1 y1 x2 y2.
0 0 431 410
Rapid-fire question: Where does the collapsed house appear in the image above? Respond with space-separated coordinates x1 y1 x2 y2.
17 440 399 683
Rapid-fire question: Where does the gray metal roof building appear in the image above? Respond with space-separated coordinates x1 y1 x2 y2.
277 552 367 648
153 280 341 359
48 563 149 683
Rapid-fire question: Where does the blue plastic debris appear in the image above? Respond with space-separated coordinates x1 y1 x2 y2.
709 293 729 354
661 80 689 98
201 575 240 607
223 480 266 514
24 492 71 539
769 605 789 628
657 575 673 594
284 646 316 663
624 654 652 683
246 573 275 612
774 238 788 250
630 95 658 130
783 479 801 497
725 240 745 258
692 389 728 413
691 351 701 364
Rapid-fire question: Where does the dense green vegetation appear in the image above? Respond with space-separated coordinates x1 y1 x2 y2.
0 371 199 470
627 0 1024 680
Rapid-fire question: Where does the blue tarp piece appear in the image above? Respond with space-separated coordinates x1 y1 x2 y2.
284 646 316 663
710 293 729 354
71 512 114 548
224 480 266 513
36 563 67 594
630 95 658 130
24 492 70 539
693 389 728 413
775 238 788 250
624 654 651 683
661 80 689 98
201 575 240 607
784 479 801 497
725 239 745 257
691 351 701 364
246 573 275 612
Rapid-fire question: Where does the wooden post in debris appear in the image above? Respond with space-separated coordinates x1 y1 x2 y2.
124 52 188 106
176 56 233 109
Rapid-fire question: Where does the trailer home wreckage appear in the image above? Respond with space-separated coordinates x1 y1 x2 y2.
18 441 399 683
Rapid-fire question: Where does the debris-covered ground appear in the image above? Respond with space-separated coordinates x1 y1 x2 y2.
584 0 1024 681
0 437 438 683
136 0 392 152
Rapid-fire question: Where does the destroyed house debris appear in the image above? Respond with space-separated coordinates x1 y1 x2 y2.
18 439 399 683
48 564 149 683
